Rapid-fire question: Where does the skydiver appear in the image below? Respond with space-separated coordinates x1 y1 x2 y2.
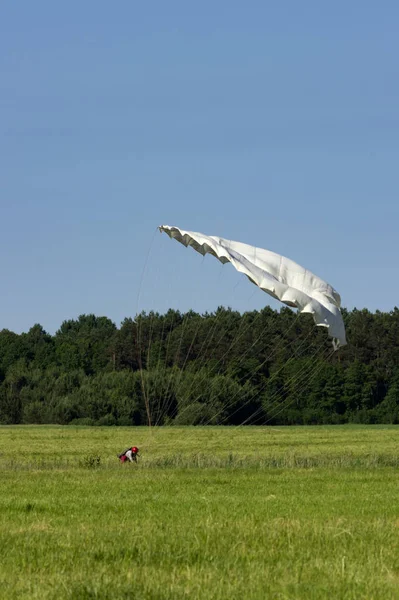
118 446 140 463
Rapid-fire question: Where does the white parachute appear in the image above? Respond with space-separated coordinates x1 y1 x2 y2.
159 225 347 349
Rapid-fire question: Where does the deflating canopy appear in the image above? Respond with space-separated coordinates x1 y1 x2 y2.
159 225 347 349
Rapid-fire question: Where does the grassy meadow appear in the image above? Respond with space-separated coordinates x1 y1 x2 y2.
1 425 399 599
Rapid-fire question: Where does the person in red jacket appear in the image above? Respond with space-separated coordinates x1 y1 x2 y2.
118 446 140 463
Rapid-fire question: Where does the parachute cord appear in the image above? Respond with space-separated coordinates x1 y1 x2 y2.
154 237 267 428
203 310 266 375
152 250 192 427
169 311 307 428
160 240 247 420
234 345 331 427
179 240 267 389
230 352 322 429
155 253 208 424
155 316 185 426
152 314 177 426
135 228 158 317
143 232 170 427
262 347 335 426
137 326 152 428
157 305 222 426
156 314 184 423
262 347 333 425
149 317 166 425
161 309 271 427
172 269 245 387
156 304 199 425
150 313 170 428
169 308 265 422
222 330 321 426
185 311 226 372
174 315 204 387
205 328 320 428
155 254 240 426
178 311 303 422
136 228 157 428
212 320 333 428
154 309 198 427
144 310 156 419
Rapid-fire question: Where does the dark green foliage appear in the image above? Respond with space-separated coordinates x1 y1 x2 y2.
0 307 398 425
55 315 117 375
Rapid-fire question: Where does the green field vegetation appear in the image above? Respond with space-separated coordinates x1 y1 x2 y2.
2 425 399 599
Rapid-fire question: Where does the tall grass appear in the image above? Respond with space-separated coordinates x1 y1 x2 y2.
1 425 399 599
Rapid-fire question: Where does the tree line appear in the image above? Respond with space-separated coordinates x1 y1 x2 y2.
1 306 399 426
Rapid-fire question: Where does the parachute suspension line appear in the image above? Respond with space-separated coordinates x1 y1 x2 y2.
173 238 234 378
148 316 165 425
137 325 153 428
190 246 244 376
155 284 268 428
142 232 171 428
169 310 306 429
144 309 159 425
135 228 158 429
204 327 320 428
165 311 194 411
155 305 240 425
150 313 169 427
178 310 303 421
155 248 235 426
265 345 334 425
151 277 180 428
137 324 151 428
155 309 220 426
165 323 264 426
135 228 158 318
155 252 206 427
184 310 225 371
155 238 266 428
152 314 177 426
198 308 265 375
262 347 336 426
149 238 182 427
169 310 254 419
234 343 332 427
223 329 320 426
154 312 199 427
155 309 262 428
168 315 204 401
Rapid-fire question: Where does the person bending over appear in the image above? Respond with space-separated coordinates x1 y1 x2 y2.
118 446 139 463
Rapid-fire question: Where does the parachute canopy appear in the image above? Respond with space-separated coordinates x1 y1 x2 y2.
159 225 347 349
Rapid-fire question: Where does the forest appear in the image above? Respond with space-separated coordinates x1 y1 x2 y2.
1 306 398 426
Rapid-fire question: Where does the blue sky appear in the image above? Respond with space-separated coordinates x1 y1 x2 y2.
1 1 398 333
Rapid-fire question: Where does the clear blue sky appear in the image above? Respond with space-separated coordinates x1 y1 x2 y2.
1 1 398 333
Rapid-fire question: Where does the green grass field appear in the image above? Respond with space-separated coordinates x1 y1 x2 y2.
2 425 399 599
